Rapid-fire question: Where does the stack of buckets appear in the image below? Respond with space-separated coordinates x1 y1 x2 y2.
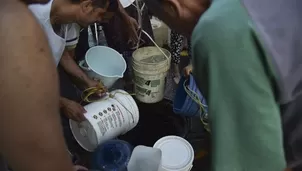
132 46 171 103
131 47 195 170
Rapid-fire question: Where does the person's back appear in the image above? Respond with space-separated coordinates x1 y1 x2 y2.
241 0 302 169
144 0 302 170
192 0 302 169
191 0 286 170
0 0 74 170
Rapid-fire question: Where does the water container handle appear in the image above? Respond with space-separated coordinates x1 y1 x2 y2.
79 60 91 71
116 74 124 78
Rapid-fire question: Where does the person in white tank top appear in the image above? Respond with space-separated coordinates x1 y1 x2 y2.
29 0 110 122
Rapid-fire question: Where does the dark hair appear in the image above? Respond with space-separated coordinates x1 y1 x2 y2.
91 0 108 8
107 0 118 12
71 0 108 8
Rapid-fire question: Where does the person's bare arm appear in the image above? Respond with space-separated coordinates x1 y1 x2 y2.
0 1 73 171
60 48 98 88
116 0 139 44
117 0 130 20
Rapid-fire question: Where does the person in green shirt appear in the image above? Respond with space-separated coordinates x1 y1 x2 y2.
143 0 302 170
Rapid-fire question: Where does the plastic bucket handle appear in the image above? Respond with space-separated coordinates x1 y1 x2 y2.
79 60 91 71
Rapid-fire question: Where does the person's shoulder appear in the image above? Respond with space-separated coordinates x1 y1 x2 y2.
28 0 52 21
192 0 252 47
191 0 266 72
0 0 38 27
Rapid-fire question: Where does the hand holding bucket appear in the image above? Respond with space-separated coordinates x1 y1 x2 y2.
81 83 108 103
183 64 193 78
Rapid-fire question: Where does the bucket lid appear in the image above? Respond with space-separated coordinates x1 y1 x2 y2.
153 136 194 170
70 119 98 152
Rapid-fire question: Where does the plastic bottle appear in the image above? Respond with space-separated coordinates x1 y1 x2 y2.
97 25 108 46
88 25 97 47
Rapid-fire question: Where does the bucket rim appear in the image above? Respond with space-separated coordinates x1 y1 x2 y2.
173 75 206 116
153 136 194 170
132 46 171 65
69 119 98 152
132 60 170 67
132 66 170 75
111 90 139 133
85 46 127 78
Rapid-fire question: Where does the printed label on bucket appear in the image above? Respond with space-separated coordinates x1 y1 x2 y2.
135 76 161 88
135 85 152 97
94 104 125 136
134 73 166 103
135 85 162 98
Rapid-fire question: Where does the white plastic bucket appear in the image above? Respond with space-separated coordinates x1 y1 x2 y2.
154 136 194 171
70 89 139 152
79 46 127 88
132 46 171 103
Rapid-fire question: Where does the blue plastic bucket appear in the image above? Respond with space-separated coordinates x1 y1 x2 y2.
92 140 133 171
173 75 207 117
